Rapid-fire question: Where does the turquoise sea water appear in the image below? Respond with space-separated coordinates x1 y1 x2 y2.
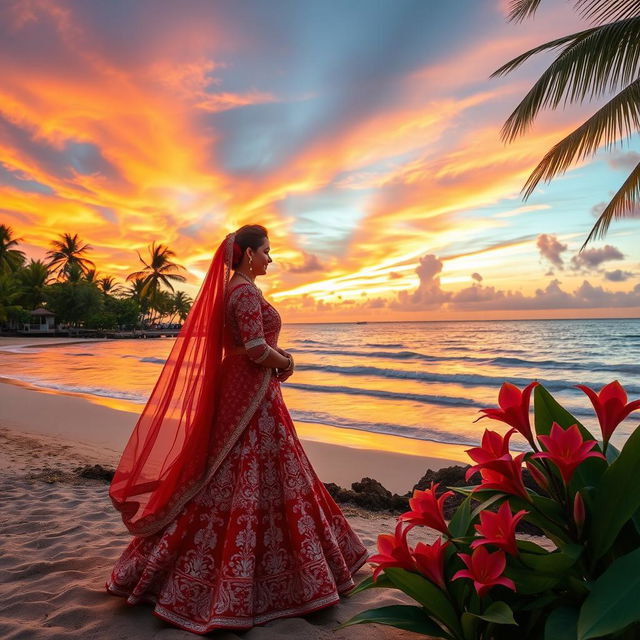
1 318 639 451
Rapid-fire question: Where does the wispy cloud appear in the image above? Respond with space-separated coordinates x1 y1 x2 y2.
1 0 638 319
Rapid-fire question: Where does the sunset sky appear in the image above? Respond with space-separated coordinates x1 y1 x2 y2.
2 0 639 322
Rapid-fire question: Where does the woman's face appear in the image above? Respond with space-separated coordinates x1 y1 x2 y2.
250 237 272 276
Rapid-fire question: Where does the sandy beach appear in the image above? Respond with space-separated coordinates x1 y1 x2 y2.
1 423 434 640
0 337 468 639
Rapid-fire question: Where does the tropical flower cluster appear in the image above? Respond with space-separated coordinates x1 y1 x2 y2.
342 381 640 640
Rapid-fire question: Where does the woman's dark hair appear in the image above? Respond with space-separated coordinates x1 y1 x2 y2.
232 224 268 268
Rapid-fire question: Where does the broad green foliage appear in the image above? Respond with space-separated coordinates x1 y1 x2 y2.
0 226 191 330
344 381 640 639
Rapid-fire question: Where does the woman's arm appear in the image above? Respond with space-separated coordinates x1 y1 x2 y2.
232 286 294 374
251 346 292 370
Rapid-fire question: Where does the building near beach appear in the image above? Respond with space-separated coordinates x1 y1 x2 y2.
20 308 56 334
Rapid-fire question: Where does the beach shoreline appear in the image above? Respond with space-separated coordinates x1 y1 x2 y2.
0 376 468 496
0 336 469 495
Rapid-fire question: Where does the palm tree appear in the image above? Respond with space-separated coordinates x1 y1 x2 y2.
16 260 50 309
98 276 126 297
46 233 96 280
126 242 187 301
0 273 23 324
492 0 640 247
0 224 26 274
168 290 193 324
150 289 174 325
125 277 152 324
84 268 100 283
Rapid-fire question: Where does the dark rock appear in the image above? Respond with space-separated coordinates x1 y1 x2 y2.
324 478 408 513
74 464 115 481
324 464 545 537
351 477 392 498
412 464 470 494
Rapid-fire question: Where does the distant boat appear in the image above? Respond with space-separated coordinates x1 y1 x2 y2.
355 321 368 325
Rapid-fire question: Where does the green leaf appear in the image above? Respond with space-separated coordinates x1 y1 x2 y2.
448 494 474 538
346 573 394 597
504 566 562 595
505 545 582 595
461 611 479 640
338 604 453 637
578 547 640 640
534 384 594 440
520 543 582 573
450 486 478 497
466 601 517 625
545 606 579 640
509 494 569 544
589 425 640 560
384 567 462 637
470 493 505 520
516 539 553 555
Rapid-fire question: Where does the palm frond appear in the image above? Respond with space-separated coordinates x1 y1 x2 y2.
506 0 544 23
581 160 640 248
491 29 597 78
522 78 640 197
135 250 152 270
494 17 640 141
162 273 187 283
126 270 149 282
157 263 186 274
576 0 640 24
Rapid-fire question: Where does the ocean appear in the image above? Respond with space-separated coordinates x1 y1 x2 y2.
2 318 639 452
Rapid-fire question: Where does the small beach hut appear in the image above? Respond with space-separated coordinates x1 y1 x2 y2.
22 308 56 334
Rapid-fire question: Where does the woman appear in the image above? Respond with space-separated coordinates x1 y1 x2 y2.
106 225 369 634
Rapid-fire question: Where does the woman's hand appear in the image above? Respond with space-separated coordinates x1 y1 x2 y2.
275 347 294 382
276 368 294 382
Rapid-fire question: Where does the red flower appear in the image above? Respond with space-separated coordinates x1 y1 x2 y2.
466 428 516 472
526 460 550 493
369 520 414 581
471 502 528 556
531 422 605 485
412 538 449 590
573 491 586 534
576 381 640 445
476 381 538 444
399 482 453 536
452 546 516 598
468 452 531 502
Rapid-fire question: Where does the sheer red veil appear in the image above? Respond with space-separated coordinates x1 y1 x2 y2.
109 233 234 536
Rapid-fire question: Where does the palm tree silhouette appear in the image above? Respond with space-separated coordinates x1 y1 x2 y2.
98 276 126 297
0 224 26 275
126 242 187 301
46 233 96 280
493 0 640 247
169 290 193 324
16 260 51 309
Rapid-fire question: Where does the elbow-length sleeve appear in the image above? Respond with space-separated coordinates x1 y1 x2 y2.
232 286 270 363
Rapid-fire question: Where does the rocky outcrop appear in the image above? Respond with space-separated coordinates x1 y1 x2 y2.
324 477 409 512
74 464 115 481
324 465 543 535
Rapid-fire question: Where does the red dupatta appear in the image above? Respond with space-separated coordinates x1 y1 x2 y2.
109 233 234 536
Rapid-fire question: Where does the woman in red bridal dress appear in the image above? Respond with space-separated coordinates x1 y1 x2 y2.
106 225 369 634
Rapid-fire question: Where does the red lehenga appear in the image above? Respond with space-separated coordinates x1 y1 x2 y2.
106 278 369 633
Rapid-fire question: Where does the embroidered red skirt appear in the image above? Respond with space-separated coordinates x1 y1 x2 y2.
106 382 369 633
